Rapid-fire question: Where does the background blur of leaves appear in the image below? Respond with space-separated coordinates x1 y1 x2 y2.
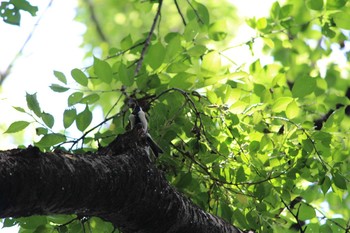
1 0 350 232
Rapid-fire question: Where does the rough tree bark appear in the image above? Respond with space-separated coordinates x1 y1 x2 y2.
0 127 244 233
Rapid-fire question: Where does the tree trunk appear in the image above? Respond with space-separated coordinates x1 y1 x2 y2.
0 128 243 233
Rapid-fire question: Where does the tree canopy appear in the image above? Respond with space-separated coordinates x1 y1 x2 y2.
1 0 350 232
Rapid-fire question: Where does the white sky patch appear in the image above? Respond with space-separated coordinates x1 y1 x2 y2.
225 0 276 69
0 0 85 149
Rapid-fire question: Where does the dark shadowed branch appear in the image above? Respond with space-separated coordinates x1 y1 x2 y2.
0 129 244 233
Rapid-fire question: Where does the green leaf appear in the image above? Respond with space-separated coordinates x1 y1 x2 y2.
41 112 54 128
249 141 260 153
63 108 76 128
202 51 221 74
121 34 133 50
272 97 293 113
13 106 26 113
165 35 182 61
118 63 133 86
321 175 331 194
0 2 20 25
11 0 38 16
286 100 300 119
326 0 347 9
292 76 316 98
166 62 190 73
53 70 67 84
306 0 324 11
76 105 92 131
36 133 66 147
144 42 166 70
332 12 350 30
93 57 113 83
236 166 246 183
176 172 192 189
187 2 209 25
169 72 196 89
50 84 69 93
280 4 293 19
68 92 83 106
333 172 347 190
2 217 17 227
36 127 47 136
209 20 227 41
187 45 207 57
71 68 88 86
26 92 41 117
270 1 280 19
4 121 30 133
256 17 267 30
184 20 200 41
80 93 100 104
299 203 316 220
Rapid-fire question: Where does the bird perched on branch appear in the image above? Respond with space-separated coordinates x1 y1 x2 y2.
129 105 163 158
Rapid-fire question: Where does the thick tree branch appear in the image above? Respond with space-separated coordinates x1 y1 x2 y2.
0 127 243 233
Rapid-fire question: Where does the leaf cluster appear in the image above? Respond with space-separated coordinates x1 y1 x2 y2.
2 0 350 232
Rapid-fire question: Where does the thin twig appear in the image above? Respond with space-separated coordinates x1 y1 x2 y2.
85 0 109 43
106 41 145 59
281 198 305 233
0 0 54 85
134 0 163 76
68 112 122 151
186 0 203 24
174 0 186 26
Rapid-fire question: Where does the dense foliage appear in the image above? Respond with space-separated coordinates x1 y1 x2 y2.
1 0 350 232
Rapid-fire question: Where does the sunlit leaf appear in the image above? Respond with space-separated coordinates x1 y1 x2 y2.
270 1 280 19
272 97 293 113
187 45 207 57
202 51 221 73
286 100 300 119
209 20 227 41
332 12 350 30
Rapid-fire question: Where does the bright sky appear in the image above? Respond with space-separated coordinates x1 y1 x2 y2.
0 0 274 231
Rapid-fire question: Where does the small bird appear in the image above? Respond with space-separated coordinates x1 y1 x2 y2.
129 106 163 158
